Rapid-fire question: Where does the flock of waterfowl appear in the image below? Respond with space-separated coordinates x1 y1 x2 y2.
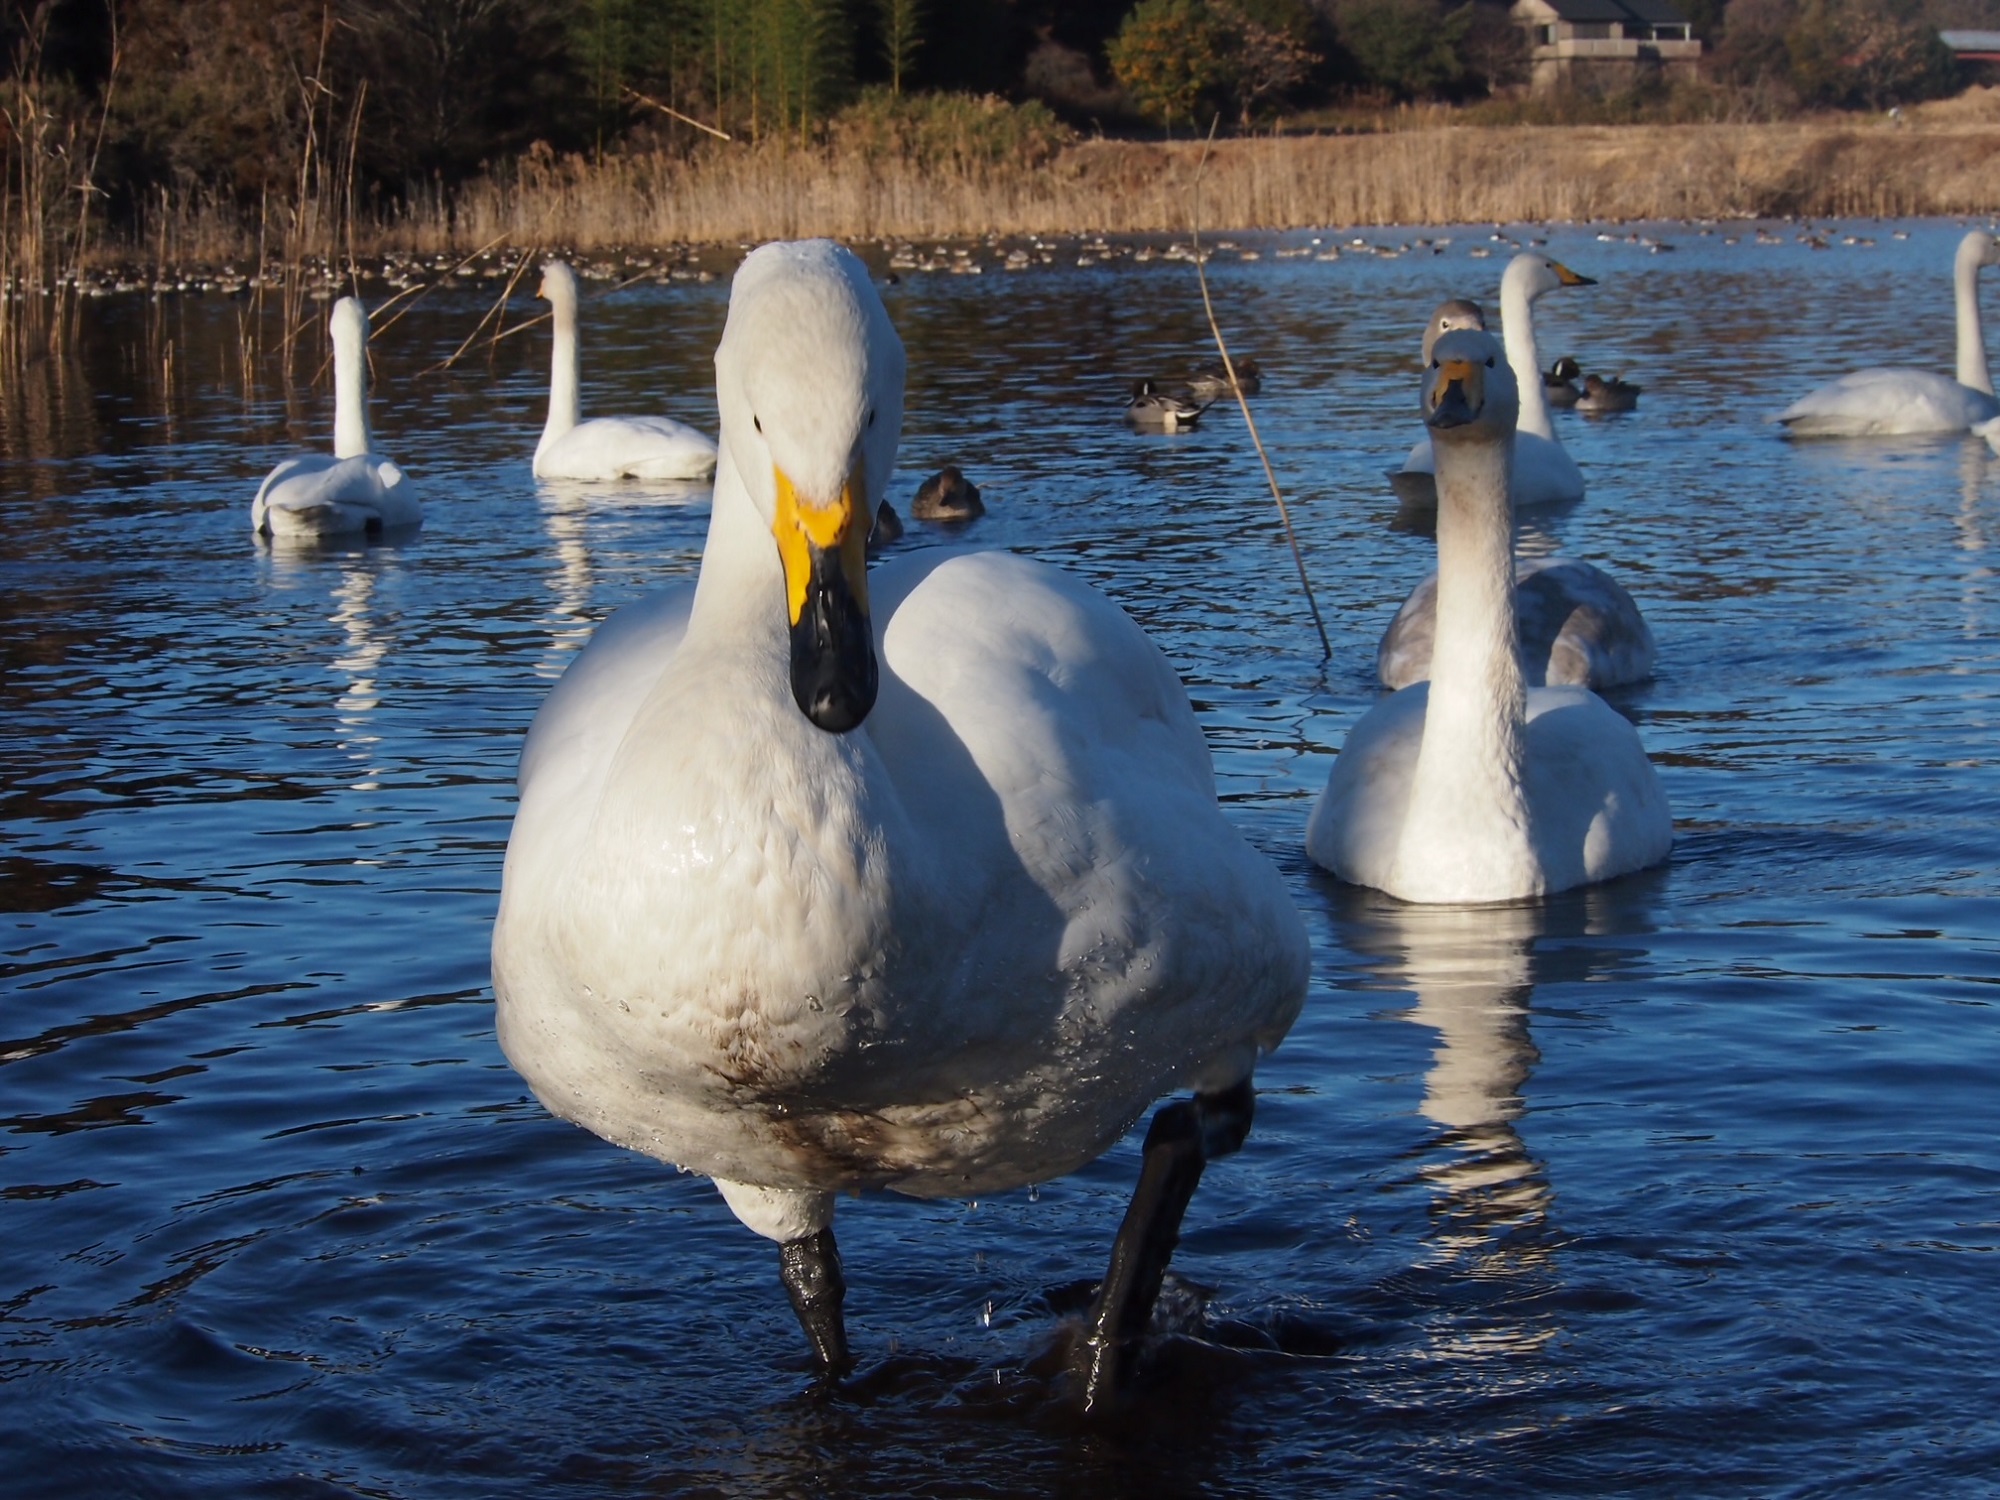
250 226 2000 1410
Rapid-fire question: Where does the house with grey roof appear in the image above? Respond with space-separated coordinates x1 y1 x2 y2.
1509 0 1703 94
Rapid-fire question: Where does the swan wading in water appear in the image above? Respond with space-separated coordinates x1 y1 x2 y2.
492 240 1308 1410
1377 553 1655 691
252 298 421 540
1778 230 2000 436
1311 329 1671 902
533 259 720 481
1395 257 1593 509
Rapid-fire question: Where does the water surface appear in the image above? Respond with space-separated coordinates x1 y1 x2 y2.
3 220 1998 1497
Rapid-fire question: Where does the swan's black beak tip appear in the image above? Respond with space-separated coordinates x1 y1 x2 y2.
789 543 877 734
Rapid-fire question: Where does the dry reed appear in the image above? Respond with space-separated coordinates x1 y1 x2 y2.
375 120 2000 257
22 117 2000 280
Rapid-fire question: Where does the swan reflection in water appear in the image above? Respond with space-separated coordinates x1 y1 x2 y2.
1332 881 1659 1360
534 477 710 682
263 539 401 792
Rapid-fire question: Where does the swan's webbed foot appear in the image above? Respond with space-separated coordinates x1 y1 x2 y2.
779 1225 852 1379
1072 1077 1255 1414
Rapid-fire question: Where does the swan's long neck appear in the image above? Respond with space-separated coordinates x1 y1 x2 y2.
685 436 789 660
1955 242 1992 396
1500 276 1554 442
542 287 582 453
331 327 371 459
1398 431 1531 887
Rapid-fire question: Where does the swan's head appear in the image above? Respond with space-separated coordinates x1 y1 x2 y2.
1503 253 1594 303
1421 298 1486 362
537 259 578 305
1956 230 2000 273
716 239 904 734
330 296 369 354
1424 329 1518 439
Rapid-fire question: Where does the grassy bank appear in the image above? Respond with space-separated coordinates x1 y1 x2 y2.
196 119 2000 269
24 109 2000 287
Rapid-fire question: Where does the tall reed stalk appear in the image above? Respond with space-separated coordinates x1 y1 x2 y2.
1 0 119 362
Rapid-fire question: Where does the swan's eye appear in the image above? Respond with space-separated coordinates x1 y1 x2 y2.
1486 357 1496 368
1429 358 1439 369
753 416 763 435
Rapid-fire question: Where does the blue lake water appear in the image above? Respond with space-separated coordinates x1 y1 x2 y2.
3 219 1998 1497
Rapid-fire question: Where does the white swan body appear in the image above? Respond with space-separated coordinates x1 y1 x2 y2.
1312 330 1670 904
1778 231 2000 436
494 241 1307 1249
533 259 719 481
252 298 421 539
1378 554 1655 691
1398 257 1592 509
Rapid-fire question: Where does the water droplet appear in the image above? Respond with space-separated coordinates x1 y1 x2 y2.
981 1299 994 1328
806 994 822 1012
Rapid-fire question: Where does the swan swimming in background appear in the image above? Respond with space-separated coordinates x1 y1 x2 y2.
252 298 421 540
533 259 720 481
1396 256 1594 509
1778 230 2000 436
1377 553 1655 692
492 240 1308 1411
1311 329 1671 903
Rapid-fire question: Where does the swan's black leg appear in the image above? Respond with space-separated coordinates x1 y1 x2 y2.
779 1226 852 1379
1073 1078 1256 1414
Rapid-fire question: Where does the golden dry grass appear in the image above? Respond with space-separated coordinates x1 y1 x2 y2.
377 121 2000 255
54 118 2000 270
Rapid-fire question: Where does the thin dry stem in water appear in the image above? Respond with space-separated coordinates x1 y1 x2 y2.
1190 118 1330 663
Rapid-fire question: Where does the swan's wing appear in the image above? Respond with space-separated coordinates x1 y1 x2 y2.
538 417 719 481
1515 557 1655 688
868 549 1307 1080
1776 368 1999 435
1521 687 1673 887
1378 573 1440 689
1305 685 1429 888
1399 436 1435 474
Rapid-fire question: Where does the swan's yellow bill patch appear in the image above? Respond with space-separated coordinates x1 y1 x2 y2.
773 459 869 626
1433 357 1480 405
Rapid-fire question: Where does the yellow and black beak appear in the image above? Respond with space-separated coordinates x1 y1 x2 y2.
774 457 876 733
1553 260 1596 288
1426 357 1484 430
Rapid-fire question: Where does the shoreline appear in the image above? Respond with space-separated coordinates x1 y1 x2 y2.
29 120 2000 283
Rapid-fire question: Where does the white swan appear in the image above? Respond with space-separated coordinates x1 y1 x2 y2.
492 240 1308 1408
252 298 421 540
1377 554 1655 691
533 259 720 481
1778 231 2000 436
1395 256 1593 509
1310 329 1671 903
